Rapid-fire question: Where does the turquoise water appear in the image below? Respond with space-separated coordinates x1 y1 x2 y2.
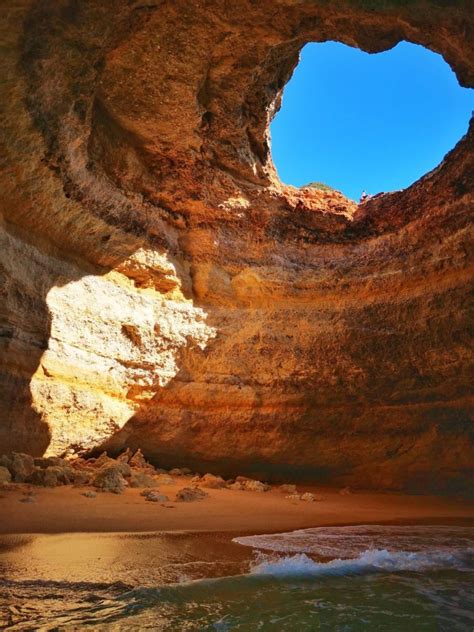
1 526 473 630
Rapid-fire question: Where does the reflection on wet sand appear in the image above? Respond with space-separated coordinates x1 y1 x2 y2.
0 531 252 587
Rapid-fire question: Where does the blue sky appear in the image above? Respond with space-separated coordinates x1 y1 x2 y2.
270 41 473 201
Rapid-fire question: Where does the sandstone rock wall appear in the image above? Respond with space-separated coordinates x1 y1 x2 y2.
1 0 472 493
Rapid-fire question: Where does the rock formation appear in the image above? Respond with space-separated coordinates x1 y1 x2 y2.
1 0 472 494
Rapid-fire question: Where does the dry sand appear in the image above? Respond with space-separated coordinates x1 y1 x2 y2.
1 479 473 535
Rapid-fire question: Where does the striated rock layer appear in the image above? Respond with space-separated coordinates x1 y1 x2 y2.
0 0 473 494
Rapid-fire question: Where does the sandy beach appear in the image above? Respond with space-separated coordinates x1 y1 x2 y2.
2 480 474 629
1 479 473 535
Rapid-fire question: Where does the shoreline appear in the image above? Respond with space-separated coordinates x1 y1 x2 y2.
1 480 473 536
3 514 474 538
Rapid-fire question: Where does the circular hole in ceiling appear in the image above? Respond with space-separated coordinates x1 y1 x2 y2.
270 41 473 201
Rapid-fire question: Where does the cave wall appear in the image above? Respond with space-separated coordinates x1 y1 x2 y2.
0 0 472 493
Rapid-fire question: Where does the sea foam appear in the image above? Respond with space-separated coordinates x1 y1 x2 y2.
234 525 474 578
234 525 474 556
250 548 468 578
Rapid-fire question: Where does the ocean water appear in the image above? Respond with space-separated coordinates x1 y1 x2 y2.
1 525 473 630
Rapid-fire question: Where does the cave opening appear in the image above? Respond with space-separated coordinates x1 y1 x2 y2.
270 41 473 201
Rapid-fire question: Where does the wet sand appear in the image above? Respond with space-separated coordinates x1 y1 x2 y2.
1 480 473 535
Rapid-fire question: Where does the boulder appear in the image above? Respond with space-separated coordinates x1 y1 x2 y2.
115 461 131 478
0 453 35 482
89 452 112 468
129 449 154 471
28 465 75 487
175 487 208 502
129 470 158 488
285 494 301 501
234 476 270 491
93 465 128 494
199 473 227 489
0 466 12 484
72 469 93 486
243 479 270 492
117 448 133 463
86 452 132 475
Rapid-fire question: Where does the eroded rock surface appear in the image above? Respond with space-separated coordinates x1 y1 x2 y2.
0 0 473 494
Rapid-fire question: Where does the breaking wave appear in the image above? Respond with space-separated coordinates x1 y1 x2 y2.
250 547 472 578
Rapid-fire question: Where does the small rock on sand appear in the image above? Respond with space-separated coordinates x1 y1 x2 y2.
19 496 35 503
81 491 97 498
286 492 324 502
175 487 208 502
339 487 352 496
141 490 169 503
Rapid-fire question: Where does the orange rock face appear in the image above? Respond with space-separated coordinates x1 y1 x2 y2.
0 0 472 494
